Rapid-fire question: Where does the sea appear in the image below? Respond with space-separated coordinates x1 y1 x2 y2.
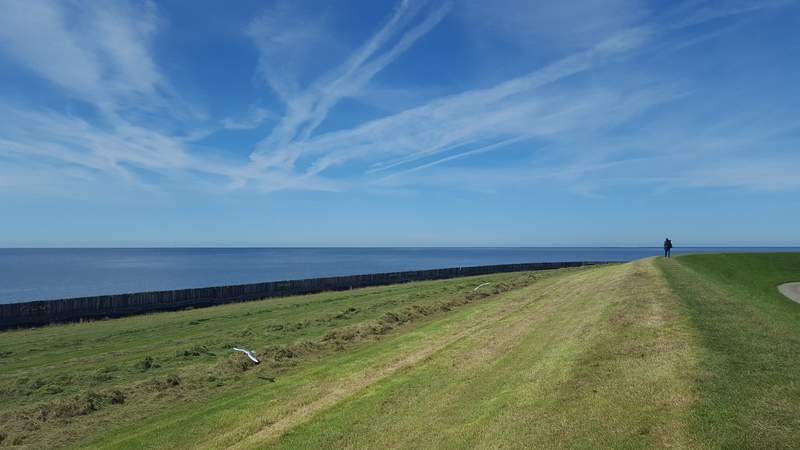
1 247 797 304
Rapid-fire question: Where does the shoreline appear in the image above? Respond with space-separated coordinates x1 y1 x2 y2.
0 261 607 330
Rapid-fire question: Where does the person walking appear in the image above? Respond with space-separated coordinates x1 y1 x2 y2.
663 238 673 258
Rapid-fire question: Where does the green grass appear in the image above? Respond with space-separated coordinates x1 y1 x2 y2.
1 254 800 449
656 253 800 448
0 269 559 448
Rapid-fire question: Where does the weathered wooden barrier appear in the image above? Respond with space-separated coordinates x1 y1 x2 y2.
0 261 606 330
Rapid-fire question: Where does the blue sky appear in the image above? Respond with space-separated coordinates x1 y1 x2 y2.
1 0 799 247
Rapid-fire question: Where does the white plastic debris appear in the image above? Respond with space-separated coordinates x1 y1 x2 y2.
473 282 491 291
232 347 260 364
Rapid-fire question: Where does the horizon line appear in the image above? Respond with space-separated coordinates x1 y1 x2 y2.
2 245 800 250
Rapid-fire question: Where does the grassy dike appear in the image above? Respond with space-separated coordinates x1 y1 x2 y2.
656 253 800 448
1 254 799 449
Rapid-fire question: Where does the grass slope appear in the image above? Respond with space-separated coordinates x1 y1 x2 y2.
1 253 799 449
0 270 557 448
656 253 800 448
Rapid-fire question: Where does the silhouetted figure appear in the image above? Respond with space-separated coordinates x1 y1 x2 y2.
663 238 673 258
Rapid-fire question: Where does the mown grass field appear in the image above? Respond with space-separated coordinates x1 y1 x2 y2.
1 253 799 449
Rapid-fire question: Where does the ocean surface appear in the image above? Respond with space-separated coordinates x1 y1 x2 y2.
1 247 797 304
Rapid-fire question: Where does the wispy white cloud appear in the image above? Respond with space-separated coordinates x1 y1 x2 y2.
666 0 795 30
459 0 646 52
233 0 800 194
378 136 532 180
0 0 166 114
0 0 242 193
244 27 655 180
0 0 798 199
222 107 275 130
246 0 453 173
246 1 337 103
679 156 800 191
0 108 237 182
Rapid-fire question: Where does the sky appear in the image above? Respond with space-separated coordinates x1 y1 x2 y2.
0 0 799 247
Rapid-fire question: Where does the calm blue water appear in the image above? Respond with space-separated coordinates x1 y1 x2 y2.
0 247 797 304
